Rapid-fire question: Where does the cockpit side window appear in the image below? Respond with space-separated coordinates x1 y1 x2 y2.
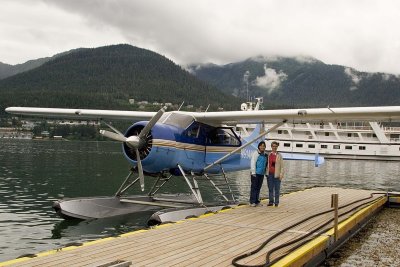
187 124 200 138
207 127 241 146
179 122 206 145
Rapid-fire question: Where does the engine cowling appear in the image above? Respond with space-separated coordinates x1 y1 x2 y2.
122 122 180 173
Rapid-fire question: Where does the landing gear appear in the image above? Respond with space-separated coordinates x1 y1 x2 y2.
53 165 238 221
147 164 239 225
114 167 140 197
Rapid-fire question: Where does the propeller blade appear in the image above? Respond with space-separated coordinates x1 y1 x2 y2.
100 130 127 142
104 122 124 136
135 149 145 191
125 135 140 148
138 106 166 139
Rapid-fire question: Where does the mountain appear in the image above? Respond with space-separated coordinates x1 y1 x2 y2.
0 49 84 80
0 59 49 80
0 44 241 114
187 56 400 108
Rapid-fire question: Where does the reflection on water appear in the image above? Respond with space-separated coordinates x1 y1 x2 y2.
0 139 399 261
51 211 153 240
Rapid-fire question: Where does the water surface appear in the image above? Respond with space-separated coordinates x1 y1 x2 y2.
0 139 399 262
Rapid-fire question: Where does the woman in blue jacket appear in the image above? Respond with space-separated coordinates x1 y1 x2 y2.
249 141 268 207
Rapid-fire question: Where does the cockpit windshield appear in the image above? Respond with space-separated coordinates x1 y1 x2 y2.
159 112 195 129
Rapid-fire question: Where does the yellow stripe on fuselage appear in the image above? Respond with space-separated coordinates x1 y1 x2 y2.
152 139 240 153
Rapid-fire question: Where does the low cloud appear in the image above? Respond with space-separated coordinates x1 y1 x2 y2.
382 73 392 81
294 56 318 64
3 1 400 74
250 55 280 63
254 64 287 93
344 67 361 90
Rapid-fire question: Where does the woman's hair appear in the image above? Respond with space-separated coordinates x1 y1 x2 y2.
271 141 279 146
258 141 266 148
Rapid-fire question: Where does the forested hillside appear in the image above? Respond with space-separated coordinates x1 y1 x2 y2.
188 57 400 108
0 44 241 114
0 49 83 80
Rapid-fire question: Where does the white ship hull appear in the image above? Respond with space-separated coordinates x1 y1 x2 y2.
237 99 400 160
237 98 400 161
237 121 400 161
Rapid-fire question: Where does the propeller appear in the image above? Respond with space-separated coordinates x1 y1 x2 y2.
99 106 167 191
135 149 144 191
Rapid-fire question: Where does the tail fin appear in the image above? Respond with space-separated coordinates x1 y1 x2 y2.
243 124 265 149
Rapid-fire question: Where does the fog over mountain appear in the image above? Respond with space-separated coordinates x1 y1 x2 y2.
188 56 400 108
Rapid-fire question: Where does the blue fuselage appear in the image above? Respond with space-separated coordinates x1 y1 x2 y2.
122 120 255 174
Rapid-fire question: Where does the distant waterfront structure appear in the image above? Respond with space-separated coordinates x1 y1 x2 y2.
41 131 50 138
47 120 99 126
126 100 202 110
0 127 32 139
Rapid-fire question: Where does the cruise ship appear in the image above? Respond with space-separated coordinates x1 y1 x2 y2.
236 98 400 161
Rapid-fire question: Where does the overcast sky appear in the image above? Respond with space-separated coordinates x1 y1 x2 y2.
1 0 400 74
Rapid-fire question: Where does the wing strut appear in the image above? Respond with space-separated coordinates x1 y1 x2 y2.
203 120 287 172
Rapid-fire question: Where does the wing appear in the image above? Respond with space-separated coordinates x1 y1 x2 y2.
190 106 400 124
5 107 156 121
6 106 400 124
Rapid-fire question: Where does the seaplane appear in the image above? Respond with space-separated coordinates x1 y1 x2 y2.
5 105 400 224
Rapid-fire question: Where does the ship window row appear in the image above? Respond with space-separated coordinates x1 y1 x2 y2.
282 143 368 150
278 130 289 134
277 131 378 139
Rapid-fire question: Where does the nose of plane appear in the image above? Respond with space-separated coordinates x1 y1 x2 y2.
123 123 153 162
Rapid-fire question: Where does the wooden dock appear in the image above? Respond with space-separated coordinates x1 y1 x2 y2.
1 187 387 267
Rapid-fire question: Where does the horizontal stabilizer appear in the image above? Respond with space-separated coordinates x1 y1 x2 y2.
281 152 325 167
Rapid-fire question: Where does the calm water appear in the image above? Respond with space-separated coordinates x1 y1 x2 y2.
0 139 399 262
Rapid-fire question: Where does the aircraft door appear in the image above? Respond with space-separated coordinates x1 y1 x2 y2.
205 127 241 165
178 122 208 169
